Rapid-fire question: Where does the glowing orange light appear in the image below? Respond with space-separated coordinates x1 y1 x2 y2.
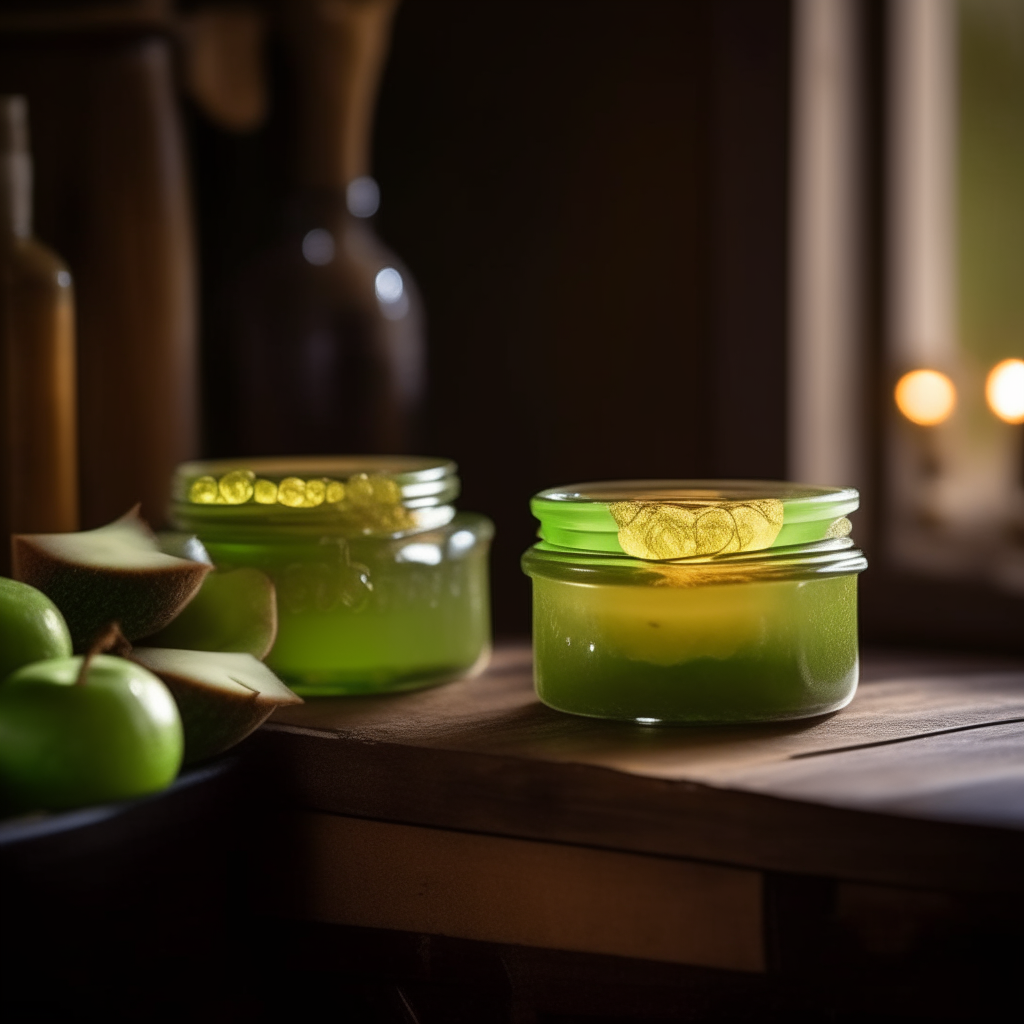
894 369 957 426
985 359 1024 424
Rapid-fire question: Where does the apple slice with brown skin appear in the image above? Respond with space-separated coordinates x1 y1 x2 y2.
131 647 302 764
12 507 211 651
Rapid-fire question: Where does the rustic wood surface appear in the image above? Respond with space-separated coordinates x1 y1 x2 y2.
257 644 1024 894
273 811 766 971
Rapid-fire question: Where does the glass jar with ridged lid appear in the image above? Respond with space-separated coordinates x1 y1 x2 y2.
171 457 492 695
522 481 867 723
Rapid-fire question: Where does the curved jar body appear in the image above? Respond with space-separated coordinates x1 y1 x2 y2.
172 457 492 696
522 481 867 724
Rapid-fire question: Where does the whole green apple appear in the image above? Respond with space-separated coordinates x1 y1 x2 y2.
0 577 73 681
0 654 183 811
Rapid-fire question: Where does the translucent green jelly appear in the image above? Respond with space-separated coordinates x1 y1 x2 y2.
171 457 492 696
522 481 867 723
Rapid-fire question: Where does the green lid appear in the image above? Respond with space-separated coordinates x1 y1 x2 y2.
531 480 859 561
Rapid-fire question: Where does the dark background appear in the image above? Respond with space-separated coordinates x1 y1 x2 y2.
192 0 792 636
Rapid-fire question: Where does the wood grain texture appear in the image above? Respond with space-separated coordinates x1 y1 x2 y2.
269 645 1024 784
0 27 198 529
271 812 765 973
255 645 1024 893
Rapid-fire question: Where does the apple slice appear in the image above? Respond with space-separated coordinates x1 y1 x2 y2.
131 647 302 764
12 507 211 651
141 568 278 660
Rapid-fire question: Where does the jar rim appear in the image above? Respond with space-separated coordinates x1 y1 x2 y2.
523 536 867 585
169 455 459 536
535 479 857 507
530 479 860 561
173 455 456 503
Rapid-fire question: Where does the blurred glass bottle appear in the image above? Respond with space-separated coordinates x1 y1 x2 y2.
0 96 77 573
225 0 424 457
0 4 198 530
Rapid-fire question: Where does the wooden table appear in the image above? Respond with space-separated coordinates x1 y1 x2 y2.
252 644 1024 1017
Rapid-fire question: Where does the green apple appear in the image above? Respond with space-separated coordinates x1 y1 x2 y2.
0 654 183 811
142 568 278 660
12 507 211 651
131 647 301 764
0 577 73 681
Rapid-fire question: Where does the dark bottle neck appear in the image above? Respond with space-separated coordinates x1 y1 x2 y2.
285 186 373 231
0 153 32 240
284 0 398 191
0 96 32 240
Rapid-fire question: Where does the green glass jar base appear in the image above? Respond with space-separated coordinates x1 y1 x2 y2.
535 655 858 725
530 574 860 724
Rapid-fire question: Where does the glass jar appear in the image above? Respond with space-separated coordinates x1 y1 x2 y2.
170 457 492 696
522 481 867 723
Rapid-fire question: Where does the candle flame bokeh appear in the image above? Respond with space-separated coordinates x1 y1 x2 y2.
894 369 957 426
985 359 1024 424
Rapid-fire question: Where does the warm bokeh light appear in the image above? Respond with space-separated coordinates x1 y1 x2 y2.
985 359 1024 424
894 369 957 426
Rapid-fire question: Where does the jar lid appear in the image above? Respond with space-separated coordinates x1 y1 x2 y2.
531 480 859 560
170 456 459 535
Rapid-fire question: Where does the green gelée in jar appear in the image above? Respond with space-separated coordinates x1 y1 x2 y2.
522 481 867 723
171 457 493 695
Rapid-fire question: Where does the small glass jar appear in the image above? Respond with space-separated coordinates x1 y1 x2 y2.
170 457 492 696
522 481 867 724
